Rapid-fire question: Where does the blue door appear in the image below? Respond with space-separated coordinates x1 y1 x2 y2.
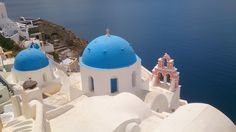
111 78 118 93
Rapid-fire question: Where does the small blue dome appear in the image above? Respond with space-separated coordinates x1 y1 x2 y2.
29 42 40 49
14 48 49 71
82 35 137 69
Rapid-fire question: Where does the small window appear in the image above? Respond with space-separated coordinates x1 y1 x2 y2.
166 74 171 83
43 74 47 82
132 72 137 87
88 76 94 92
158 73 164 82
0 95 2 98
164 59 168 67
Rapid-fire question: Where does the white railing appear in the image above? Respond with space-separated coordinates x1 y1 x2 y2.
141 66 152 90
141 66 152 80
29 100 47 132
46 104 73 120
47 55 68 75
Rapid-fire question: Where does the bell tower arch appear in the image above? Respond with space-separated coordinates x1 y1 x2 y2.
151 53 180 91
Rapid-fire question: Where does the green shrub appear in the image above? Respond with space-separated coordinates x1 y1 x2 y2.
0 34 22 55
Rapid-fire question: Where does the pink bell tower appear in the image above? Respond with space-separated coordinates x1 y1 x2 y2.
151 53 180 91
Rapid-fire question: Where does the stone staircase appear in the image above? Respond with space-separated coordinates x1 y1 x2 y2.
52 41 74 60
3 117 34 132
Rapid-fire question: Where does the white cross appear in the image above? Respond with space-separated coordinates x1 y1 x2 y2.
106 28 110 37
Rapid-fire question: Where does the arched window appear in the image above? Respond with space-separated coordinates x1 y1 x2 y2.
166 74 171 83
158 73 164 82
132 72 137 87
88 76 94 92
163 59 168 67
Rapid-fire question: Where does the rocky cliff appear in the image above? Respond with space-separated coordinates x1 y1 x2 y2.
29 19 87 59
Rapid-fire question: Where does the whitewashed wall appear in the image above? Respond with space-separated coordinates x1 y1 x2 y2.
13 65 54 87
80 58 142 96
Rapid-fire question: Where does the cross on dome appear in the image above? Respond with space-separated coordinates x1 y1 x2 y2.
106 28 110 37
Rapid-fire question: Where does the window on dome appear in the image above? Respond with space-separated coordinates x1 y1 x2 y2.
111 78 118 93
88 76 94 92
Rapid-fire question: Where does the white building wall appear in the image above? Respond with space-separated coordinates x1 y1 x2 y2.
44 43 54 53
0 85 10 104
0 3 8 20
140 66 151 90
144 86 181 113
12 65 54 87
169 87 180 110
80 58 142 96
17 26 29 40
0 2 21 43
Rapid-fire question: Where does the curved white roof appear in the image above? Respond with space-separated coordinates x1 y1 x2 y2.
151 103 236 132
50 92 152 132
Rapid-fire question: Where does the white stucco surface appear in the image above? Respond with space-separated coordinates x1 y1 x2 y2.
13 65 55 87
50 93 153 132
80 58 142 95
151 103 236 132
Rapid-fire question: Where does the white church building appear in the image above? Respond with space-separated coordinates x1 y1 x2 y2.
0 2 32 43
0 32 235 132
80 34 143 95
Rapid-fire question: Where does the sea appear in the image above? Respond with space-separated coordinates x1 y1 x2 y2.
4 0 236 121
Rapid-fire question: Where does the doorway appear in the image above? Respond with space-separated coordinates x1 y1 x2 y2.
111 78 118 93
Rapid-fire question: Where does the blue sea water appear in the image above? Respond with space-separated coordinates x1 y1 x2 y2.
4 0 236 121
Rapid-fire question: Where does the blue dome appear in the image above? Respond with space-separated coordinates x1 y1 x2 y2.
29 42 40 49
14 48 49 71
82 35 137 69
